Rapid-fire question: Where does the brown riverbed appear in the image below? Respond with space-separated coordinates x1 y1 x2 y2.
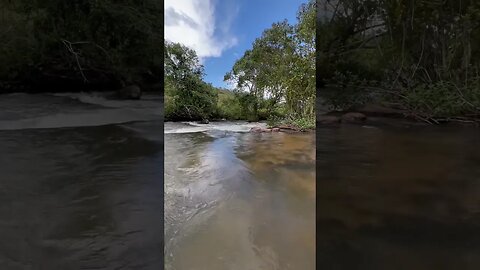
317 123 480 269
165 122 315 270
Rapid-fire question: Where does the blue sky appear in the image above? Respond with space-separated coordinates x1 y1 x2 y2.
165 0 307 88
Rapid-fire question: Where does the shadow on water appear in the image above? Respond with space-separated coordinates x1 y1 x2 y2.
165 124 315 270
0 123 163 269
317 124 480 270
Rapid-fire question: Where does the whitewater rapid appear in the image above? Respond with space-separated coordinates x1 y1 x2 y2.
164 121 267 134
0 92 161 130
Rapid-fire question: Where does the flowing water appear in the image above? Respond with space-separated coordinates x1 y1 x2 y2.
165 122 316 270
317 122 480 269
0 92 163 269
5 92 473 270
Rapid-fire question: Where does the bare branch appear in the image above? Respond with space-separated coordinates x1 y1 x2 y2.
62 39 88 83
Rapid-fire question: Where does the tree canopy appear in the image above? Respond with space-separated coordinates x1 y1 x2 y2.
0 0 162 92
225 0 316 122
164 0 315 130
164 41 217 121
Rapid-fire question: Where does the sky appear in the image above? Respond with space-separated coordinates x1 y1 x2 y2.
165 0 308 89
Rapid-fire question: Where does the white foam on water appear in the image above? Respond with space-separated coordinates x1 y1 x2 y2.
0 92 162 130
164 126 210 134
0 109 158 130
52 92 161 110
164 121 267 134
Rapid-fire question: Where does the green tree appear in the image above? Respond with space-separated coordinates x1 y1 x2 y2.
225 0 316 122
317 0 480 120
0 0 162 92
164 41 217 121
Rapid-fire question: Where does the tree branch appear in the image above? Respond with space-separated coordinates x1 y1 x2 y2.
62 39 88 83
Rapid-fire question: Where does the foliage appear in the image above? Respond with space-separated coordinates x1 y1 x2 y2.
317 0 480 120
164 41 217 121
402 79 480 118
214 89 243 120
266 114 315 131
165 0 316 127
0 0 162 92
225 0 316 123
290 117 316 131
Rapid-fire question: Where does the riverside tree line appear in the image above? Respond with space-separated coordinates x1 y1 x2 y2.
0 0 162 93
318 0 480 123
165 0 315 129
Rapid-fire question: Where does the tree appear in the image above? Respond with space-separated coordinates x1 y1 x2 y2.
224 49 263 120
164 41 217 121
317 0 480 119
225 0 316 120
0 0 163 92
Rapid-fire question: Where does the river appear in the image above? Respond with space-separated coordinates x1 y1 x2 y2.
317 121 480 269
165 121 316 270
4 92 473 269
0 92 163 269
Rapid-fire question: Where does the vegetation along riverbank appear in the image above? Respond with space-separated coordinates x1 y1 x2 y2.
0 1 162 97
165 0 315 131
317 0 480 126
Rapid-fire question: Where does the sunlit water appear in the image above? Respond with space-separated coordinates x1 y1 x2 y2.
317 123 480 269
0 92 163 269
165 122 316 270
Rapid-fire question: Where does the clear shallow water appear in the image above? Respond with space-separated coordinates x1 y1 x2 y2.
165 122 316 270
0 92 163 269
317 124 480 269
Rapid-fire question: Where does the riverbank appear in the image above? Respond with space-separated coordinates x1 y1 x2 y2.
0 81 161 100
318 103 480 127
166 118 315 133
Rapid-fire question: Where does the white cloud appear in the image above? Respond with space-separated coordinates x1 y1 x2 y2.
165 0 238 61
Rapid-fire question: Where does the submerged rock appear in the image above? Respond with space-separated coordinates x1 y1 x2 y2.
341 112 367 123
199 119 209 124
251 126 305 133
356 104 407 118
118 85 142 99
250 127 263 132
318 115 340 124
250 127 273 133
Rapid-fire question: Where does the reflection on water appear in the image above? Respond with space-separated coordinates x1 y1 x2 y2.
317 124 480 269
165 122 315 270
0 93 163 269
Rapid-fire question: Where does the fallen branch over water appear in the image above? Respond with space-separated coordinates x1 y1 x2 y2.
275 125 302 131
433 116 480 125
250 125 309 133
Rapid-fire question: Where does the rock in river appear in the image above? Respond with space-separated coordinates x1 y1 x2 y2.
318 115 340 124
341 112 367 123
118 85 142 99
250 127 273 132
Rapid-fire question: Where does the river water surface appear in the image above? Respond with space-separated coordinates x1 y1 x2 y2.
165 122 316 270
317 122 480 269
5 92 474 269
0 92 163 269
